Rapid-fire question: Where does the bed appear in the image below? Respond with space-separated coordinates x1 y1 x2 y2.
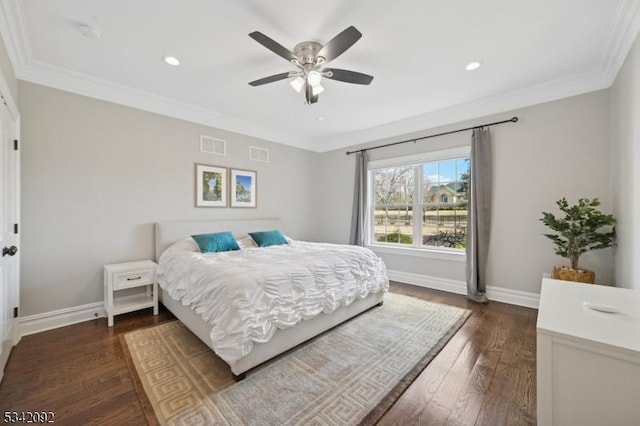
154 219 388 379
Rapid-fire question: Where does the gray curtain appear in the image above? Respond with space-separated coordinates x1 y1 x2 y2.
349 151 368 246
466 128 492 303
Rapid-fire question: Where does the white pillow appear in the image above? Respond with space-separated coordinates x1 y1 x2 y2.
236 236 258 249
179 238 200 252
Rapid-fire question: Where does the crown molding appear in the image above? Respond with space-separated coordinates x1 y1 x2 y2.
16 58 311 150
0 0 31 72
602 0 640 86
314 69 610 153
1 0 638 153
11 56 613 154
0 1 312 150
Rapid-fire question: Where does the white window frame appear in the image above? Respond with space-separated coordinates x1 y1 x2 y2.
366 146 470 260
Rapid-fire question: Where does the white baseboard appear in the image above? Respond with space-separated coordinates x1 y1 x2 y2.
486 283 541 309
16 270 538 338
387 270 540 309
19 302 105 337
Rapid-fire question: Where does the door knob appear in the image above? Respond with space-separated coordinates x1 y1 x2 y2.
2 246 17 257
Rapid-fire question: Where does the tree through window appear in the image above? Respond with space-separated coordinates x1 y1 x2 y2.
370 152 469 250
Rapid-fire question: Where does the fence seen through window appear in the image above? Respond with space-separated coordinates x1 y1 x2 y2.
371 156 469 249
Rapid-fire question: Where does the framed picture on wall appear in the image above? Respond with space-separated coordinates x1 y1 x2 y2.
195 163 227 207
230 168 257 208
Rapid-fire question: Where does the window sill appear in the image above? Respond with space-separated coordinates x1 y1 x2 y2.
367 244 466 262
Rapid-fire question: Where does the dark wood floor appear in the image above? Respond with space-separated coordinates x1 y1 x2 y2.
0 283 537 425
381 284 537 425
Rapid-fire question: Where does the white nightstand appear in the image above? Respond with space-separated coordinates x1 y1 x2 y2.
104 260 158 327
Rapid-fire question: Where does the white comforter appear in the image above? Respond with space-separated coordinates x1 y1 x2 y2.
157 239 388 364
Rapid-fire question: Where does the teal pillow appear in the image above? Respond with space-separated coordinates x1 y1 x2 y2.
191 232 240 253
249 230 288 247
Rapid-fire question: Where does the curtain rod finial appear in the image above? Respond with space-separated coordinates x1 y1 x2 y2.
511 117 518 122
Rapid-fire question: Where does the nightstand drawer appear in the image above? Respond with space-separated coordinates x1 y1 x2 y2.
113 268 154 290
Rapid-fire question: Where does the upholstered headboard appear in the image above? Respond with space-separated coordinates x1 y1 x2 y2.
154 218 282 261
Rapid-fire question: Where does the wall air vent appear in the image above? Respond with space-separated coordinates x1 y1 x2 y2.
200 135 226 156
249 145 269 162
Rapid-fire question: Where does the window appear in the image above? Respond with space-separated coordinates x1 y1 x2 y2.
368 147 469 252
371 166 414 244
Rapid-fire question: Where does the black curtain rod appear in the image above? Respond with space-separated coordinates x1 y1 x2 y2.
345 116 519 155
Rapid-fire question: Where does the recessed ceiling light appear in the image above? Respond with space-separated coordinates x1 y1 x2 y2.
465 61 482 71
164 56 180 66
317 116 325 121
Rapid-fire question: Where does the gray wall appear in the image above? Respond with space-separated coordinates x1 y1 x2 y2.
16 82 619 318
18 81 316 316
610 30 640 290
313 90 613 295
15 37 636 316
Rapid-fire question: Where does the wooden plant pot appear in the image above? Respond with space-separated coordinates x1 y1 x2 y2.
552 265 595 284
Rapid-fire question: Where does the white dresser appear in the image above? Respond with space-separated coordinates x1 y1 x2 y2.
536 278 640 426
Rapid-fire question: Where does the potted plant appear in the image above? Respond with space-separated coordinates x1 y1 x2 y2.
540 197 615 283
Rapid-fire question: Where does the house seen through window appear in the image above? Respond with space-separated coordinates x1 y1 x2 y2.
369 151 469 251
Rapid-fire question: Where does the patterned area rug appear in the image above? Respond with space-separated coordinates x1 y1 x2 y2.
121 293 470 425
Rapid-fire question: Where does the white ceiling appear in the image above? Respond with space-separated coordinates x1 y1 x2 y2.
1 0 639 152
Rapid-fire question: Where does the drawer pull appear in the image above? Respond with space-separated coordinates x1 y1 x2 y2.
127 276 142 281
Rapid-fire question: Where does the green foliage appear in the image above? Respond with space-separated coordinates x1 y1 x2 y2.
423 229 466 248
202 171 222 201
378 232 413 244
540 198 616 270
235 181 250 202
459 159 470 196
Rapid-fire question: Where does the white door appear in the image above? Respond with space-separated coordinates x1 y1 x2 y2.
0 91 19 382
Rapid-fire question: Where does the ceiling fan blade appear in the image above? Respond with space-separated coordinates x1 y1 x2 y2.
324 68 374 85
248 72 292 87
249 31 298 63
317 26 362 63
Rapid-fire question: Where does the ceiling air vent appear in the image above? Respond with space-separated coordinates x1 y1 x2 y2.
249 146 269 163
200 135 226 156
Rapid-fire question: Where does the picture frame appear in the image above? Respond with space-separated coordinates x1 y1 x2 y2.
230 168 257 208
195 163 227 207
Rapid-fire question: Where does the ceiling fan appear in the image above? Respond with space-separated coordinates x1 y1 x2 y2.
248 26 374 104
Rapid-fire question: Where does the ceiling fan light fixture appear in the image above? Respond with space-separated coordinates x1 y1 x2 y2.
311 83 325 96
290 76 305 93
307 70 322 86
248 26 373 105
